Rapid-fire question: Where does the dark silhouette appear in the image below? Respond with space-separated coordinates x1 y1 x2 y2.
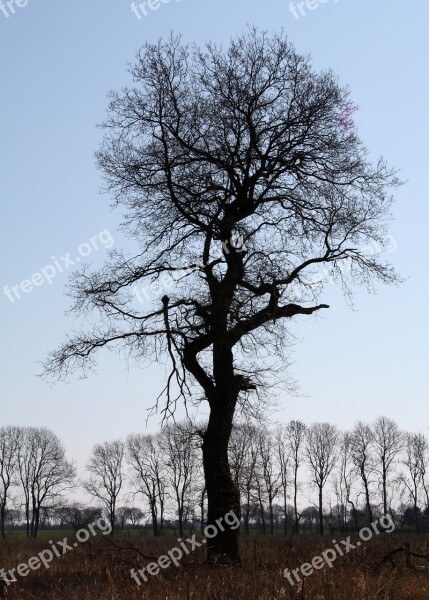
43 29 401 562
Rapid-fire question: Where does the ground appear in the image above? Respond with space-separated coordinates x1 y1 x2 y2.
1 532 428 599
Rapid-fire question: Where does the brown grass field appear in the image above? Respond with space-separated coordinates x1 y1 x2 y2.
1 532 429 599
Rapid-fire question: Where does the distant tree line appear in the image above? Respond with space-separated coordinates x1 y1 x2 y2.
1 417 428 538
0 426 76 538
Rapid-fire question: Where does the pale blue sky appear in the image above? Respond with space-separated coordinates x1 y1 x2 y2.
1 0 428 474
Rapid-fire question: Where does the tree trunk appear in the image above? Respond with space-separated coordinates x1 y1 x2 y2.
318 488 324 535
293 468 299 534
178 507 184 538
0 504 5 540
150 502 159 537
25 503 30 539
382 460 388 516
283 489 288 536
269 500 274 535
244 494 250 535
413 483 420 535
383 476 387 515
202 396 241 564
362 471 373 524
348 498 359 530
110 506 115 538
33 505 40 538
200 486 206 536
257 487 266 534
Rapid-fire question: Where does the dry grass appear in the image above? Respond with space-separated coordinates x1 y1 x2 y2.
1 532 429 599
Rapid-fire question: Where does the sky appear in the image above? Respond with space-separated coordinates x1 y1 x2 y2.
1 0 428 479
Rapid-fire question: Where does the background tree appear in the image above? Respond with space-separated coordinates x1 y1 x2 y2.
55 503 102 531
415 435 429 510
229 423 259 535
275 424 290 534
126 433 166 536
333 432 356 532
300 506 319 533
43 29 400 562
306 422 339 535
349 421 376 524
17 427 76 538
4 508 22 529
83 439 124 537
286 420 307 533
0 426 20 539
127 506 145 529
373 417 403 515
258 427 281 535
161 421 198 536
400 433 428 534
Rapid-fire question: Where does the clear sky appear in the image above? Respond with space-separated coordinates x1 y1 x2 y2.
1 0 428 476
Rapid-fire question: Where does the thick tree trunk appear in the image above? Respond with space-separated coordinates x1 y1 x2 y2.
202 398 241 564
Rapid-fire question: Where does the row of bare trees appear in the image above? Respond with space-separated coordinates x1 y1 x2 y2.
2 417 427 538
82 422 201 537
82 417 429 536
0 426 76 538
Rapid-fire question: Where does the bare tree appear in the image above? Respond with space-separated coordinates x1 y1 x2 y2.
275 424 290 534
114 505 145 530
229 423 254 492
43 29 400 562
126 433 166 536
349 422 376 523
306 423 339 535
161 421 198 536
373 417 403 516
83 439 124 536
400 433 428 534
55 503 102 531
286 420 306 533
128 506 145 529
0 426 20 539
17 427 76 538
229 423 259 535
257 428 281 535
333 432 357 532
416 435 429 510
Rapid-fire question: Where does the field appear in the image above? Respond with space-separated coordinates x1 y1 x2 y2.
1 532 429 599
